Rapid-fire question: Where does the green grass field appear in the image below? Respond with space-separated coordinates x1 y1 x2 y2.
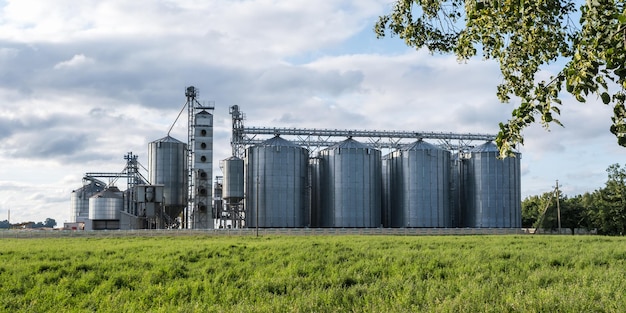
1 235 625 312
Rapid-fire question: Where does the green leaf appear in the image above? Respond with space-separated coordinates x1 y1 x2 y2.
601 92 611 104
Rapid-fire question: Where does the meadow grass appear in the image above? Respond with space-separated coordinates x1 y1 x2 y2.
1 234 625 312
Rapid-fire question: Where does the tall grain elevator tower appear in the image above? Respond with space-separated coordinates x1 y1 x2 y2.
186 86 214 229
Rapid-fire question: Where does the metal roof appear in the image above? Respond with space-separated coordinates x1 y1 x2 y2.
91 186 123 199
196 110 212 115
152 135 185 144
327 138 369 150
470 141 498 152
400 139 441 151
258 135 299 147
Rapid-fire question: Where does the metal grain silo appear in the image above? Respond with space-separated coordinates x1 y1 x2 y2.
221 156 244 202
89 186 123 220
245 136 309 227
148 136 188 220
449 153 463 228
388 140 451 227
381 153 392 227
463 141 521 228
70 177 106 223
309 157 322 227
317 138 381 228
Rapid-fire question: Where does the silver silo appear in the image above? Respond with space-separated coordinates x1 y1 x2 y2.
317 138 382 228
387 140 451 227
148 136 188 220
463 141 521 228
89 186 123 220
449 153 463 228
309 157 322 227
245 136 309 227
381 153 392 228
70 177 106 223
221 156 244 202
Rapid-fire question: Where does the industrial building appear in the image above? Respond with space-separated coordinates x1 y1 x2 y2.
69 86 521 230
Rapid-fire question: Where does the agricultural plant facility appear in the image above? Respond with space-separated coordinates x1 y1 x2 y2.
68 86 521 231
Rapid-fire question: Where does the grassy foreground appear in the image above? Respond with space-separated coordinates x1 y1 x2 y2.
1 235 625 312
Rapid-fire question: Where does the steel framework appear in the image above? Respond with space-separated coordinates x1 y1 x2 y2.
85 152 148 218
229 106 497 157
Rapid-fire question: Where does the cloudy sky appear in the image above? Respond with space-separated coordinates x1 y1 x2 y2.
1 0 624 225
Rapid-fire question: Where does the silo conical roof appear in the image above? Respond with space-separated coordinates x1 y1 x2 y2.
327 137 368 150
470 141 520 156
91 186 123 199
400 139 441 151
470 141 499 152
152 135 185 144
223 155 242 161
258 135 299 147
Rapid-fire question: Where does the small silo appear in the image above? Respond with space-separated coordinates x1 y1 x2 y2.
387 140 451 227
70 178 106 223
148 136 188 220
221 156 244 203
463 141 521 228
245 136 309 228
317 138 381 228
89 186 124 230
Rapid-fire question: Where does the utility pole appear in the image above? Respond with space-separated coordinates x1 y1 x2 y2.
556 180 562 234
256 177 259 237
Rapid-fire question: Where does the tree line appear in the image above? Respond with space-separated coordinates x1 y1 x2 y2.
523 164 626 235
0 218 57 229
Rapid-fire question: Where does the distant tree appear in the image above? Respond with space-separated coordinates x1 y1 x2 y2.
0 220 9 229
578 191 598 231
522 192 558 230
523 190 589 233
592 164 626 235
44 218 57 228
560 196 590 234
521 194 549 228
376 0 626 157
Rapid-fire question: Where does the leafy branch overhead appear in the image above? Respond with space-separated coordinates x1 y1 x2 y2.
375 0 626 157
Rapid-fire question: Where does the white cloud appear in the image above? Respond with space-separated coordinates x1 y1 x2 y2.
1 0 625 225
53 54 94 69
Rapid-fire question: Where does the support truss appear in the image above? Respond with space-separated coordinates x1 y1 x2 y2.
230 106 497 157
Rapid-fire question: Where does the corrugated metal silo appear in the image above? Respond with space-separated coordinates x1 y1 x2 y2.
89 186 123 220
245 136 309 227
388 140 451 227
221 156 244 202
449 153 463 228
381 153 392 227
309 157 322 227
317 138 381 227
463 141 521 228
148 136 188 219
70 178 106 223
